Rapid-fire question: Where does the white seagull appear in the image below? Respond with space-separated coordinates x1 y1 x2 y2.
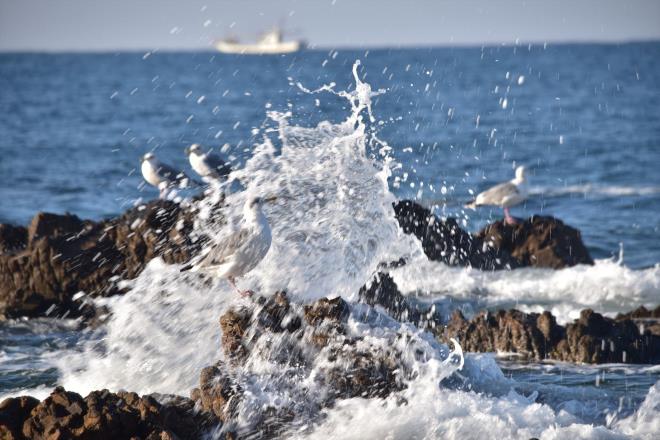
465 165 528 224
140 152 194 198
183 195 276 296
185 143 232 181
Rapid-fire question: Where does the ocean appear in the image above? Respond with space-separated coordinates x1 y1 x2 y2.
1 43 660 438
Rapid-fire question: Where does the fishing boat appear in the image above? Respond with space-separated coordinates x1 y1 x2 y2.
215 29 303 55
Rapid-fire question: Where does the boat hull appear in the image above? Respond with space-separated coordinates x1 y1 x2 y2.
215 40 302 54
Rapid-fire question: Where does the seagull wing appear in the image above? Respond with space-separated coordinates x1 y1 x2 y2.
156 162 197 187
205 153 232 178
197 228 251 268
476 181 519 206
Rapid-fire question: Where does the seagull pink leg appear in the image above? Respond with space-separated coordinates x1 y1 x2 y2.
228 276 253 297
504 207 517 225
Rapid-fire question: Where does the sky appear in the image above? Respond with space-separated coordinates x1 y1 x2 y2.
1 0 659 51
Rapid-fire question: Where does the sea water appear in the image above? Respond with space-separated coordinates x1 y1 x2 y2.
1 45 660 438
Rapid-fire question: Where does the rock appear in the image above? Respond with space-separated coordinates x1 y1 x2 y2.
441 307 659 364
0 200 202 320
358 272 422 324
0 224 27 254
393 200 519 270
616 305 660 320
552 309 660 363
0 386 217 440
194 293 408 432
475 215 594 268
0 395 39 439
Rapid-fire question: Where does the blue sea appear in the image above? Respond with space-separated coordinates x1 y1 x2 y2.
1 44 660 438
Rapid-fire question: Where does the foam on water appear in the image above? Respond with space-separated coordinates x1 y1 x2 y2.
6 61 659 438
390 255 660 324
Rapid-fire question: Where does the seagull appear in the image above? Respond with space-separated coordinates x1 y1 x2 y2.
465 166 528 224
182 195 277 296
185 143 232 181
140 152 194 198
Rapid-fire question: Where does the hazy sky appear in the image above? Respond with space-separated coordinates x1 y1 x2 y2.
1 0 659 51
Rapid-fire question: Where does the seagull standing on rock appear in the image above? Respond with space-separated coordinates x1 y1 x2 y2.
185 143 232 182
465 165 528 224
140 152 194 198
182 195 277 296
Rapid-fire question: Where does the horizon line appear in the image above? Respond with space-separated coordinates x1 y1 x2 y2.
1 38 659 54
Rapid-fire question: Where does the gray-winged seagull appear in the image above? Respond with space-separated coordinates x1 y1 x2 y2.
182 195 276 296
185 143 232 181
140 152 194 198
465 165 528 224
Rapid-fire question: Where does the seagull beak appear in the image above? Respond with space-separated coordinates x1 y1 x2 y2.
184 147 190 155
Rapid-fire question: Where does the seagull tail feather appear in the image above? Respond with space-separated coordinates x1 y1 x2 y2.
180 263 194 272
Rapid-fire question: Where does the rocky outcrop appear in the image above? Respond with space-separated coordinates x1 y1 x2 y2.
191 292 407 437
475 216 594 268
0 200 201 320
359 273 659 364
0 386 216 440
392 200 519 270
442 308 660 364
393 200 593 269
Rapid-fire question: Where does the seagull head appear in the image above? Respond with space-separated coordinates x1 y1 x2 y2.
515 165 527 183
246 195 277 209
185 143 203 157
141 152 155 163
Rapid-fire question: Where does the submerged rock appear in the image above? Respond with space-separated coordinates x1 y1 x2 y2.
0 386 216 440
0 200 201 320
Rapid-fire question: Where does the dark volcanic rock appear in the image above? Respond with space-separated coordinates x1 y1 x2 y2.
0 200 201 320
393 200 519 270
0 224 27 254
358 272 422 324
0 386 216 440
475 215 594 268
393 200 593 269
193 292 408 435
441 307 660 364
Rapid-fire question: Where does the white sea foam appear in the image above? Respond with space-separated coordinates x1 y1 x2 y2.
529 184 660 198
391 255 660 324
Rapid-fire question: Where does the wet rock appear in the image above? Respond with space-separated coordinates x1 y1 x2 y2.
475 215 594 268
0 395 39 439
0 386 216 440
195 293 408 433
358 272 422 324
0 200 201 320
552 309 660 363
393 200 519 270
441 307 660 364
616 305 660 320
0 224 27 254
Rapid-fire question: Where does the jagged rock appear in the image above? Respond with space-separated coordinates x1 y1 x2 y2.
616 305 660 320
441 307 660 364
551 309 660 363
0 395 39 439
475 216 594 268
393 200 519 270
0 386 217 440
358 272 422 324
0 200 202 320
193 293 407 434
0 224 27 254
